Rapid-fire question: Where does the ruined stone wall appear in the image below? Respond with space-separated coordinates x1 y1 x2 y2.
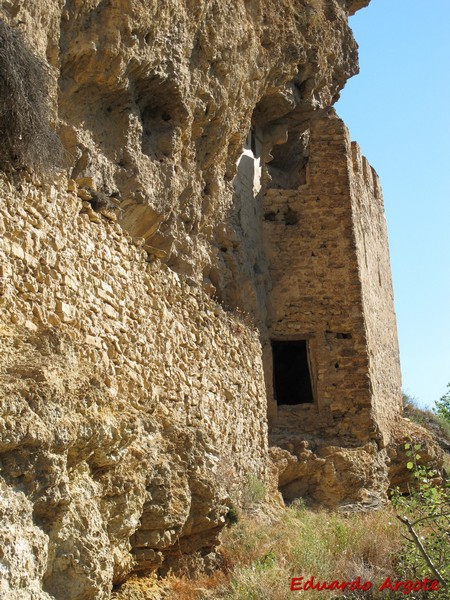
349 143 403 445
262 112 402 506
0 174 268 597
263 113 376 442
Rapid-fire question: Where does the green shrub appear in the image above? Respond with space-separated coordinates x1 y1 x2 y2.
391 443 450 596
0 19 63 174
434 383 450 424
241 475 266 510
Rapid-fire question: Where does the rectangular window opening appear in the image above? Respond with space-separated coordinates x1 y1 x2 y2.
272 340 314 405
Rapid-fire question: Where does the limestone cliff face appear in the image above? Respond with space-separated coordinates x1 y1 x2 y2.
0 1 410 599
1 0 366 281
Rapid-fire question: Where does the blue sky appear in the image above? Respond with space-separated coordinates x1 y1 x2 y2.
335 0 450 409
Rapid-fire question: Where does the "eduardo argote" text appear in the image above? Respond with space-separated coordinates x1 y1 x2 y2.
290 576 441 595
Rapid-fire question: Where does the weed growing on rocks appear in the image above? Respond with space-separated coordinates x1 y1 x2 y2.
0 19 64 175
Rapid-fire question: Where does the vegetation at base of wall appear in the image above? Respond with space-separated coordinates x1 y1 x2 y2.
215 458 268 521
240 474 266 511
223 475 267 525
165 451 450 600
166 503 449 599
0 19 64 175
166 503 405 599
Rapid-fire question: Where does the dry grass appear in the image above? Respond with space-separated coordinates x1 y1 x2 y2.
167 571 229 600
403 394 450 444
0 18 64 175
165 502 405 600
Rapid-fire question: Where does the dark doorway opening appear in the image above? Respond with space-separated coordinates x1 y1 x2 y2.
272 340 314 405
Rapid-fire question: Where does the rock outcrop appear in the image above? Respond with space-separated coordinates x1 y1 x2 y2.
0 0 426 598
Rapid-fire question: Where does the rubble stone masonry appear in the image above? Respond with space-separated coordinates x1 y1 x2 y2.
0 174 268 597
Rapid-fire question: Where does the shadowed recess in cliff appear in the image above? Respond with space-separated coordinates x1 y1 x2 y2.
133 73 189 161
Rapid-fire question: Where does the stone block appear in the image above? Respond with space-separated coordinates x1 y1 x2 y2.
11 243 24 260
55 300 76 323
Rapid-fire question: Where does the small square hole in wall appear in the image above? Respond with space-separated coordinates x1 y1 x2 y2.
272 340 314 405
